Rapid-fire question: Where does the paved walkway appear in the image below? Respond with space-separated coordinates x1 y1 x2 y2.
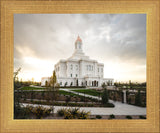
21 102 146 115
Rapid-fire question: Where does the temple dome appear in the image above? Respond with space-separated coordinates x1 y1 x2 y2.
75 35 82 43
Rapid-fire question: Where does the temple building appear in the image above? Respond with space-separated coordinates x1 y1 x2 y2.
41 36 114 87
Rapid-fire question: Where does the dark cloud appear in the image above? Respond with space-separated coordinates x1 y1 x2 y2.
14 14 146 82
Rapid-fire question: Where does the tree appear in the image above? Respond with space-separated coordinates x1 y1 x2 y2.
50 70 57 88
101 88 109 105
101 83 109 105
14 67 21 90
135 89 142 106
102 82 106 89
49 70 59 116
14 68 21 82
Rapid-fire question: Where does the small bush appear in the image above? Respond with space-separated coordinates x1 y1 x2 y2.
14 105 52 119
139 115 146 119
109 114 115 119
126 115 132 119
57 108 67 117
33 106 50 119
96 115 102 119
62 108 90 119
78 110 90 119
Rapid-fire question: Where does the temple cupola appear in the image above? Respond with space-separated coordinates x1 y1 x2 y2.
75 35 83 50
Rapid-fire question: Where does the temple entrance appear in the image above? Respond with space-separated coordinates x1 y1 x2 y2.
76 79 78 86
92 81 94 86
94 80 96 86
81 82 83 86
85 81 87 86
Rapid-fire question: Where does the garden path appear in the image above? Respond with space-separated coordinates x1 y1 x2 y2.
21 102 146 115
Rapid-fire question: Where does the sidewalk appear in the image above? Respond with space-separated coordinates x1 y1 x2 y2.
21 102 146 115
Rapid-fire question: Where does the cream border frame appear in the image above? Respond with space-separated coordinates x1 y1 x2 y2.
0 0 159 132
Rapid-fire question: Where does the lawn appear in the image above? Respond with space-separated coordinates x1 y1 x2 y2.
59 90 100 103
20 86 46 90
59 90 79 97
59 87 86 89
72 89 102 96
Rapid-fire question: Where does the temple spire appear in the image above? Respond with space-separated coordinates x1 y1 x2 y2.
75 35 83 52
76 35 82 43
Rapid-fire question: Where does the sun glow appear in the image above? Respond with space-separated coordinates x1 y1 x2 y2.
15 57 56 82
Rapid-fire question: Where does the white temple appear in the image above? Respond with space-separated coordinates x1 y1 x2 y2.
41 36 114 87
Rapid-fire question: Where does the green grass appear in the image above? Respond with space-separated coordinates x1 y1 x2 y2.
72 89 102 96
20 86 46 90
59 90 78 97
60 88 86 89
59 90 99 102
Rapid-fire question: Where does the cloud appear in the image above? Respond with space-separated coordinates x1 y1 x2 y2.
14 14 146 82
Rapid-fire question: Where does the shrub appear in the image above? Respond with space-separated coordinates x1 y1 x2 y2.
69 108 80 118
139 115 146 119
126 115 132 119
57 108 67 117
28 105 52 119
14 104 31 119
109 114 115 119
63 108 90 119
78 110 90 119
14 104 53 119
96 115 102 119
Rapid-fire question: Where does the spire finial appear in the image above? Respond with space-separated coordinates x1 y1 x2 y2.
76 35 82 42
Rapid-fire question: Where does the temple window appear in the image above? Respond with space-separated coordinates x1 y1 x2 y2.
71 64 73 70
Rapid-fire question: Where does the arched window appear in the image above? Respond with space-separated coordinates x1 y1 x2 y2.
71 64 73 70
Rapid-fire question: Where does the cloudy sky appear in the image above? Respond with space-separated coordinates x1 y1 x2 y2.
14 14 146 83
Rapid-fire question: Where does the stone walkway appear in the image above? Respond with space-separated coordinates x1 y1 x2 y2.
21 101 146 115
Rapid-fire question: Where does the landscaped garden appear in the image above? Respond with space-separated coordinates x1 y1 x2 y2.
72 89 101 96
15 88 115 108
14 68 146 119
20 86 45 90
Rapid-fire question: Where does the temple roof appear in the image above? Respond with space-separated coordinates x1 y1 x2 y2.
76 35 82 43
